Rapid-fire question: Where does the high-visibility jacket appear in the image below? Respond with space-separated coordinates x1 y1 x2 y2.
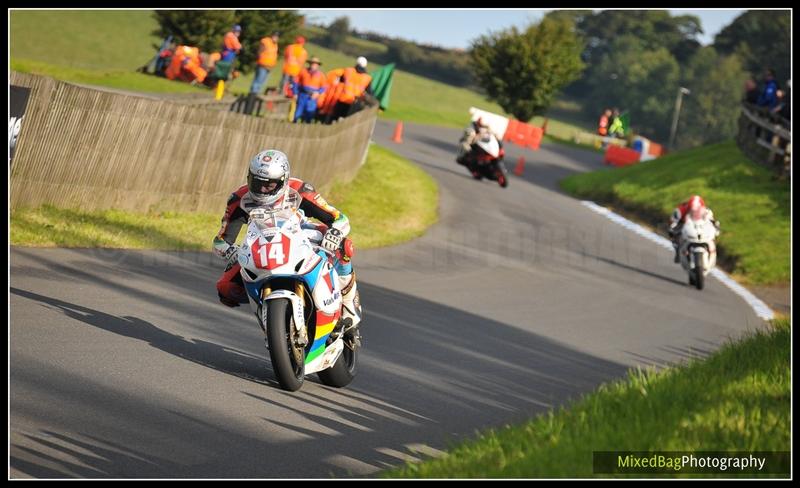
296 68 327 95
317 69 345 113
223 32 242 52
282 43 308 76
165 45 196 80
257 37 278 67
608 116 624 136
182 56 207 83
338 67 372 104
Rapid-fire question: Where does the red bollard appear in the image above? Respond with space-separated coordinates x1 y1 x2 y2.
541 117 549 135
513 156 525 176
392 121 404 143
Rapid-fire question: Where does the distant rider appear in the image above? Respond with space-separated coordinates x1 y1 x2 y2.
457 117 501 174
668 195 720 263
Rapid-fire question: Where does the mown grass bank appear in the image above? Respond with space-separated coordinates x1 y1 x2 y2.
385 318 790 478
11 144 438 252
560 141 789 285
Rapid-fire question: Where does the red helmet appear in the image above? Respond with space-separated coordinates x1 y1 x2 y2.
688 195 706 220
688 195 705 210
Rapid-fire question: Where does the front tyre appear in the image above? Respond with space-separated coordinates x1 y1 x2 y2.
496 170 508 188
266 298 305 391
693 252 705 290
317 331 359 388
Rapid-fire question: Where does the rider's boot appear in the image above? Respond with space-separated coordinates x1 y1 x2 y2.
338 272 362 333
668 226 680 263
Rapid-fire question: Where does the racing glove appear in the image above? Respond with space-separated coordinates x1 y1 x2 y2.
223 244 240 267
322 228 343 252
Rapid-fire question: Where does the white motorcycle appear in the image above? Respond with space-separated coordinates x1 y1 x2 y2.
237 189 359 391
678 214 720 290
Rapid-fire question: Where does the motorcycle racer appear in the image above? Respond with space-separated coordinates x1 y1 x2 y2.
668 195 720 263
213 149 362 332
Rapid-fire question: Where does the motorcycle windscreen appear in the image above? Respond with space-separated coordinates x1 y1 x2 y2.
689 207 704 221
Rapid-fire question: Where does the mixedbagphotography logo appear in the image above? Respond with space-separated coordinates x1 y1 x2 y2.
593 451 790 475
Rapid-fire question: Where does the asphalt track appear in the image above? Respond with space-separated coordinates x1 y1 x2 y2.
9 119 766 478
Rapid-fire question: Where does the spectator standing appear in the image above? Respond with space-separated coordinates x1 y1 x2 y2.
280 36 308 97
608 108 624 138
330 56 373 121
757 68 779 109
771 90 786 116
221 25 243 63
293 57 328 123
597 108 611 136
743 78 759 105
250 31 280 95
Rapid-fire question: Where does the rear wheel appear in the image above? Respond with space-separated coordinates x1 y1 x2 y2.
266 298 305 391
318 329 359 388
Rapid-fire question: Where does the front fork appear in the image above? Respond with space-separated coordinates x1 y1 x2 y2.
690 248 708 271
260 284 309 347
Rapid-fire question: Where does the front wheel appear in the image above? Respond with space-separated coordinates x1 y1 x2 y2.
266 298 305 391
693 252 705 290
317 330 359 388
496 170 508 188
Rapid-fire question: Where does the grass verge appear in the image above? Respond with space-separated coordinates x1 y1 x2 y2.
559 140 789 285
384 318 790 478
10 143 438 252
328 143 438 248
542 134 604 153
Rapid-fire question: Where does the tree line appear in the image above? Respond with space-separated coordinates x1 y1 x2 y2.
152 10 304 75
315 17 475 88
471 10 790 149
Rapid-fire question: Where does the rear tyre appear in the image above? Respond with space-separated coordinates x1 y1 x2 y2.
317 336 358 388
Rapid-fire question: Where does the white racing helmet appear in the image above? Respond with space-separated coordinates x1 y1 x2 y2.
247 149 290 206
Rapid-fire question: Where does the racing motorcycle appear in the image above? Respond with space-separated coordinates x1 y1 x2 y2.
677 211 720 290
456 129 509 188
237 189 360 391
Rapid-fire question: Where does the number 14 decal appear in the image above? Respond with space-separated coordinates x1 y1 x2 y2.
253 237 291 269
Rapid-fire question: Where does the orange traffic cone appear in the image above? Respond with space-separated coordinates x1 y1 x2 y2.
541 118 548 135
392 121 404 143
513 156 525 176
